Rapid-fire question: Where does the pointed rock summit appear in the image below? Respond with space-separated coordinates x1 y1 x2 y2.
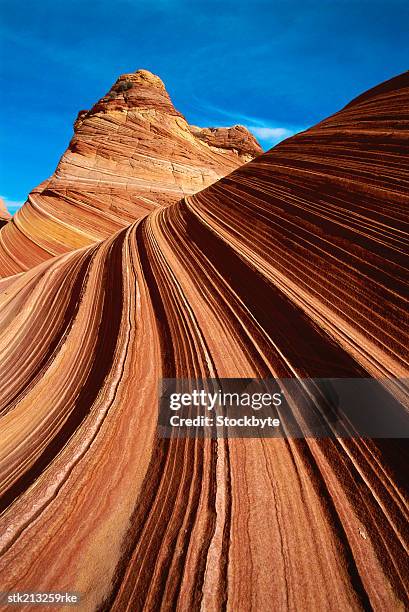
79 69 182 120
0 69 262 275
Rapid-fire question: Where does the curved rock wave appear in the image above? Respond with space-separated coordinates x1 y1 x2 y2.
0 72 408 609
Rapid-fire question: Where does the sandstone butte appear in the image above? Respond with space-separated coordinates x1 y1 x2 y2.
0 198 11 227
0 72 408 611
0 69 262 277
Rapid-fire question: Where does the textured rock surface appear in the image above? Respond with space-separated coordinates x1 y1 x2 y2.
190 123 262 159
0 69 261 276
0 73 408 610
0 198 10 227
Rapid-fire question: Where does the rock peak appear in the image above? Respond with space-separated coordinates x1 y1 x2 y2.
118 69 167 91
81 68 180 121
74 69 262 163
0 68 263 274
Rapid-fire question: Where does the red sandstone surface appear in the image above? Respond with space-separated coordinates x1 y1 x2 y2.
0 72 408 610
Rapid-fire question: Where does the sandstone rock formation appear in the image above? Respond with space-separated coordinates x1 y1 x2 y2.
0 72 408 610
0 198 10 227
0 69 261 277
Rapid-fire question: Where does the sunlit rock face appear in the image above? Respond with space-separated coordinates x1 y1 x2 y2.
0 198 11 228
0 69 262 277
0 72 408 610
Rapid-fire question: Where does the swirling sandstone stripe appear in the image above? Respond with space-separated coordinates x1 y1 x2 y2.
0 72 408 611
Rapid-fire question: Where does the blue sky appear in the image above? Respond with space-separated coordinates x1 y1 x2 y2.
0 0 408 212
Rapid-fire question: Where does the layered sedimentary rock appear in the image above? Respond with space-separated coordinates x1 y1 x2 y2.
0 198 10 228
0 69 261 277
0 73 408 611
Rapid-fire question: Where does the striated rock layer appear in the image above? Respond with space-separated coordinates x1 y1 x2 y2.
0 73 408 610
0 198 10 228
0 69 261 277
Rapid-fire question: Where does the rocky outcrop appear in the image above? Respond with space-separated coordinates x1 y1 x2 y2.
0 72 408 610
0 198 11 227
190 123 262 161
0 69 261 276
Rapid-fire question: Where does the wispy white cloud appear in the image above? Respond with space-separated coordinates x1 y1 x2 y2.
0 195 24 214
246 126 294 144
190 99 270 127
